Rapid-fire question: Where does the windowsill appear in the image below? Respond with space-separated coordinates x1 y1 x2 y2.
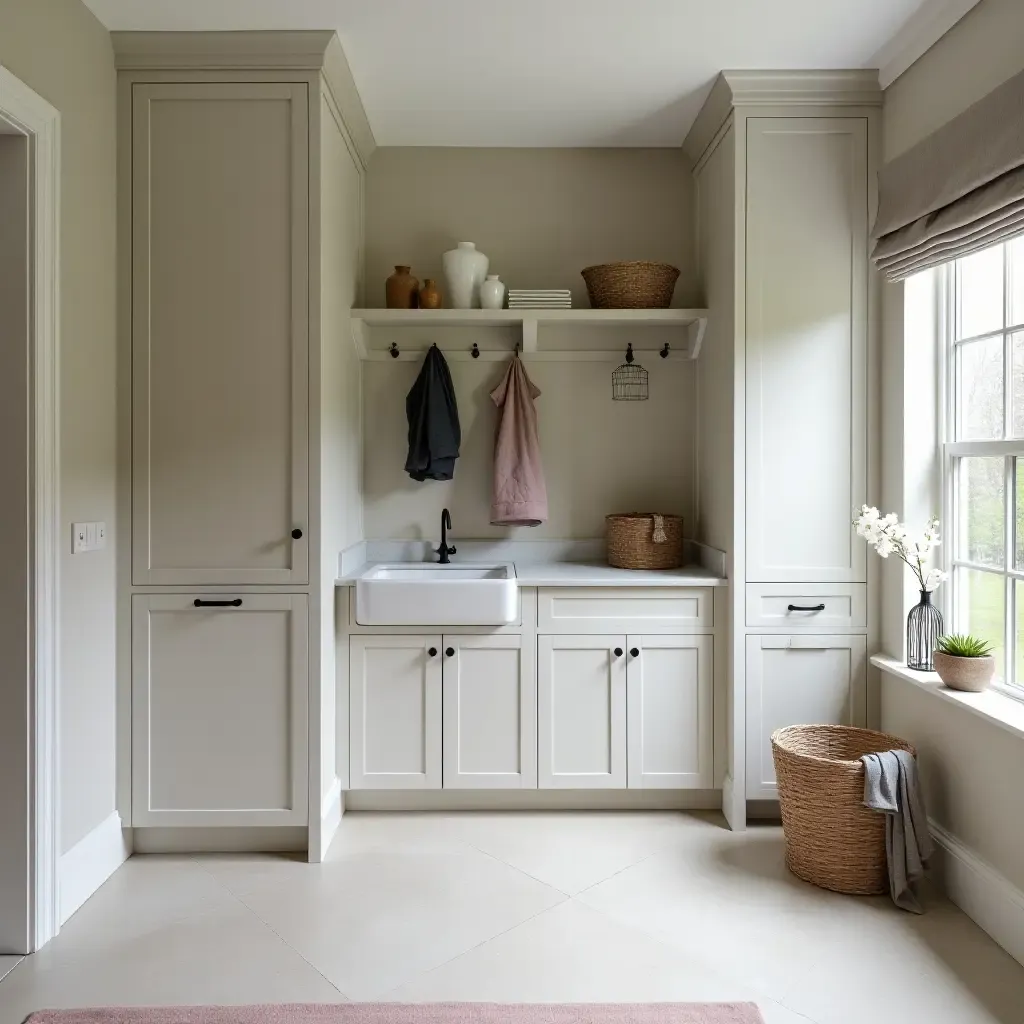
872 654 1024 741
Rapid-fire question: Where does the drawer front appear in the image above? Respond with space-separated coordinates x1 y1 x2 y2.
746 584 866 631
538 588 713 634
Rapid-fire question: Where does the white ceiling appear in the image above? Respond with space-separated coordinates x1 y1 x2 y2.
83 0 930 147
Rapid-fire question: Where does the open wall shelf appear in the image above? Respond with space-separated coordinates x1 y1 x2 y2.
349 308 709 362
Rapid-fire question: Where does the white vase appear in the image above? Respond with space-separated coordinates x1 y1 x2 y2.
442 241 489 309
479 274 506 310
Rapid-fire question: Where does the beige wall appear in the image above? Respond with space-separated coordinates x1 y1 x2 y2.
364 146 698 540
366 147 697 309
363 357 695 540
880 0 1024 898
881 676 1024 893
0 0 117 853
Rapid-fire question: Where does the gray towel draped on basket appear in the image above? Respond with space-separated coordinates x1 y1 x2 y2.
860 749 934 913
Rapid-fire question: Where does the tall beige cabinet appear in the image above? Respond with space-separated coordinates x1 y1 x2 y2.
687 73 881 830
115 33 371 859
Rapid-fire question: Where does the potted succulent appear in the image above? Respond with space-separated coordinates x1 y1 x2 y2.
933 634 996 692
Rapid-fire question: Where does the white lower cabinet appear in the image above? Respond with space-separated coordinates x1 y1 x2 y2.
443 635 537 789
131 594 309 826
350 633 536 789
745 634 867 800
350 634 443 789
538 635 627 788
627 635 713 789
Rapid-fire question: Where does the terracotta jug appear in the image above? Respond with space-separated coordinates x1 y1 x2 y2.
419 278 442 309
386 265 419 309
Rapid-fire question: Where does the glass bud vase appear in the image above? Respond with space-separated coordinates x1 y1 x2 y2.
907 590 943 671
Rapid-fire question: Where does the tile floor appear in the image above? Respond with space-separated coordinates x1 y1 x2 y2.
1 812 1022 1024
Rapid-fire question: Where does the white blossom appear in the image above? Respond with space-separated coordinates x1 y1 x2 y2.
852 508 947 593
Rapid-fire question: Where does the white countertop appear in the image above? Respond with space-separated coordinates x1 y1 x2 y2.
337 560 727 588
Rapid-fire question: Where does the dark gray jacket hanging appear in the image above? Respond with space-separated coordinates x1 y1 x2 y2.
405 344 461 481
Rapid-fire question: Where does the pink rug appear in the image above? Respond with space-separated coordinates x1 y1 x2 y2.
25 1004 764 1024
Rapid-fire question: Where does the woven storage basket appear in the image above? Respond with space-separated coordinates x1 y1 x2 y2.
772 724 917 895
582 262 680 309
606 513 684 570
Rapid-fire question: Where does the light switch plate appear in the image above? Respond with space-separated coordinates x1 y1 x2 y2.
72 523 89 554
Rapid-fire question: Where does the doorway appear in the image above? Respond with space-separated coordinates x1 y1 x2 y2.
0 64 61 954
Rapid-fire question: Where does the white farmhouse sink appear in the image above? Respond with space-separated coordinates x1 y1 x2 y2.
355 562 518 626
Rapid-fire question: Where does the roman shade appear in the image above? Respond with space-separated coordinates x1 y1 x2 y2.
872 68 1024 281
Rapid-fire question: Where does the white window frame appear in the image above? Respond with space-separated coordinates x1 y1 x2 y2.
941 239 1024 701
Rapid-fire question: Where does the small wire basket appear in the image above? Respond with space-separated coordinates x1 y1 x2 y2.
612 344 648 401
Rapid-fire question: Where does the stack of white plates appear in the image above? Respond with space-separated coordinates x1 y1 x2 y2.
508 289 572 309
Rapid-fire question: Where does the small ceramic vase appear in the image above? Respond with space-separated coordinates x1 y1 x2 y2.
386 265 419 309
418 278 442 309
442 242 489 309
479 274 506 310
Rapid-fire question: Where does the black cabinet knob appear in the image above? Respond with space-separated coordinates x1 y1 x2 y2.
613 647 623 657
630 647 640 658
291 528 303 540
428 647 437 657
445 647 455 657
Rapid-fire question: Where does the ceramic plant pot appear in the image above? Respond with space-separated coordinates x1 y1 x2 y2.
419 278 442 309
479 274 506 310
933 651 995 692
442 241 489 309
386 265 419 309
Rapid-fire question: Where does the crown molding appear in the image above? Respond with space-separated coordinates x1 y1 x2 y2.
112 30 337 70
871 0 983 89
683 69 882 165
112 30 376 167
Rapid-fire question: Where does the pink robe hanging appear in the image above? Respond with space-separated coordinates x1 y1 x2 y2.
490 355 548 526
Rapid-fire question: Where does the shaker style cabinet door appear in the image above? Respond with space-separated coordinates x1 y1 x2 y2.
350 635 442 790
745 634 866 799
131 83 309 585
626 635 713 789
131 594 309 826
442 635 537 789
745 117 868 583
538 635 627 789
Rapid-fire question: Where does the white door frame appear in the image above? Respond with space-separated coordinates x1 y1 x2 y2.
0 62 62 952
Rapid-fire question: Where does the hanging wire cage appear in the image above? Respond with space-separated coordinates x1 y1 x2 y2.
612 343 649 401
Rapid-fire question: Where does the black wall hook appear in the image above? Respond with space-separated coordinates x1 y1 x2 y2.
471 343 480 358
660 342 670 359
389 342 400 358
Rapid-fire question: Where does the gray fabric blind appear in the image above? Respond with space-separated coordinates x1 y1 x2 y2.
872 68 1024 282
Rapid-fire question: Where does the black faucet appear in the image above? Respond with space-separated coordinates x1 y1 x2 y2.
436 508 456 564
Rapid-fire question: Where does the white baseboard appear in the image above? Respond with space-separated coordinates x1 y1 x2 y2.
59 812 131 924
319 777 343 861
344 789 722 812
930 819 1024 967
132 826 307 854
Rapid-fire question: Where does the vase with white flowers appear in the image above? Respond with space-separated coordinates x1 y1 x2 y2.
853 506 949 671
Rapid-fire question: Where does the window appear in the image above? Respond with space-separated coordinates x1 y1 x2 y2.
943 236 1024 694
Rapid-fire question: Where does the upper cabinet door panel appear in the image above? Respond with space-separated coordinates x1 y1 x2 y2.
132 83 309 585
745 118 868 584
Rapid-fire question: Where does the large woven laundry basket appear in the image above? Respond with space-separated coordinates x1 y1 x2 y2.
771 724 916 895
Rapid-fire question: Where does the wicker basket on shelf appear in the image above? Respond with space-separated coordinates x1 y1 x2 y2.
582 261 680 308
606 513 684 570
771 724 917 895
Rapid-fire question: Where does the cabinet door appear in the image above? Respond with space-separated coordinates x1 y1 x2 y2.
627 635 713 789
745 635 867 799
745 117 868 583
442 635 537 789
350 635 442 789
132 83 309 585
538 635 626 789
132 594 308 826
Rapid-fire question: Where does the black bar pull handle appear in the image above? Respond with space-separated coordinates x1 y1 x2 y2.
194 598 243 608
788 603 826 613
